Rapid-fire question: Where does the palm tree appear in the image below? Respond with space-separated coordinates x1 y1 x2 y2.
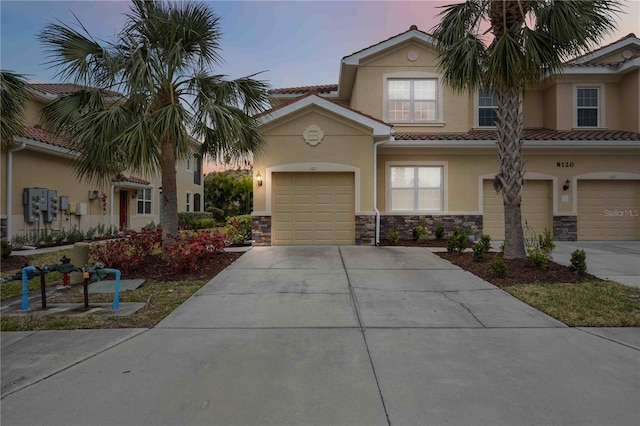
1 71 29 150
38 0 269 247
431 0 621 258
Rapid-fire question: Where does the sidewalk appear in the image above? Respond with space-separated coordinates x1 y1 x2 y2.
2 246 638 425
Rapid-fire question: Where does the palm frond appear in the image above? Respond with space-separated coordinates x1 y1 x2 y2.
0 71 29 150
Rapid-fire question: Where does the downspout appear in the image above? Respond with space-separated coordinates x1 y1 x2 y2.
373 137 392 245
6 141 27 241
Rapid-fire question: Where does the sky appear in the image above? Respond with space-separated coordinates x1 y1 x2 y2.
2 0 639 88
1 0 639 171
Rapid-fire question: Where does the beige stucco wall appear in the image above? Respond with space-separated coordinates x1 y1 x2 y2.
254 107 376 214
175 155 204 212
620 69 639 132
522 89 544 128
348 42 472 133
377 146 640 215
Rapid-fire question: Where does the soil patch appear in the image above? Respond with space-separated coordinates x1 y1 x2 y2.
436 252 600 288
380 239 455 248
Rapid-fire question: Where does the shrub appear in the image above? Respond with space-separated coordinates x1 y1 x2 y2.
164 229 226 272
527 246 551 268
206 206 225 221
66 227 85 244
447 227 471 254
569 249 587 275
90 227 162 273
472 242 485 262
412 217 429 242
225 214 252 244
177 212 214 229
538 228 556 254
191 218 218 229
435 224 446 240
387 228 400 245
1 240 13 258
479 235 492 252
491 254 508 278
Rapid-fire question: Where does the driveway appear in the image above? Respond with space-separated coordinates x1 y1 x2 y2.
2 246 639 425
554 241 640 287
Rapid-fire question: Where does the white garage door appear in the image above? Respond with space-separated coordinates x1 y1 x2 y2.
483 180 552 239
272 172 355 245
577 180 640 240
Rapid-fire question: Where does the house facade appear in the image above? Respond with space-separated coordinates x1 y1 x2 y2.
252 26 640 245
1 83 204 242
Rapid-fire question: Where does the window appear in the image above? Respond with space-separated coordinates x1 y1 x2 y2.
478 89 498 127
388 79 437 122
185 155 192 171
193 193 201 212
193 155 202 185
137 188 152 215
186 192 191 212
390 166 443 211
576 87 599 127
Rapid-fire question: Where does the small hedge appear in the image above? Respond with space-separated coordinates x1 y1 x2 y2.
178 212 214 228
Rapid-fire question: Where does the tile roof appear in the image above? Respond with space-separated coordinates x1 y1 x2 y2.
20 126 73 149
394 128 640 141
258 92 390 128
565 33 638 64
342 25 432 61
269 84 338 95
113 174 150 185
29 83 121 98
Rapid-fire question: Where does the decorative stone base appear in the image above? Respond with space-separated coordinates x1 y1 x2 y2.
355 215 376 245
381 215 483 240
252 215 271 246
553 215 577 241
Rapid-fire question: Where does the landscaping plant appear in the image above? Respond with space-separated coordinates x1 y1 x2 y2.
1 240 12 259
569 249 588 275
435 224 446 240
225 214 252 244
447 227 471 254
412 217 429 242
387 228 400 245
491 254 508 278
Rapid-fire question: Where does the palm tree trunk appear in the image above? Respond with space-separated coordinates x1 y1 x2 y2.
160 137 178 250
495 87 526 259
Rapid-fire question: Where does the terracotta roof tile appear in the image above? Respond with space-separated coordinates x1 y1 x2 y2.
269 84 338 95
113 174 150 185
29 83 121 98
565 33 638 64
19 126 74 149
394 128 640 141
342 25 433 60
258 92 391 128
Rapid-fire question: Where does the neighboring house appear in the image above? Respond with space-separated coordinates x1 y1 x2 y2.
252 26 640 246
1 83 204 242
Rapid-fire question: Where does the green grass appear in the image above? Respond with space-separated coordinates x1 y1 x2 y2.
1 249 73 301
1 279 205 331
505 280 640 327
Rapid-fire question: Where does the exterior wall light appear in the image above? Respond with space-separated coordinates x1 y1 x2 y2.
256 172 263 187
563 179 571 191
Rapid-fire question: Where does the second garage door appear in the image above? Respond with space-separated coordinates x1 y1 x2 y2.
577 180 640 240
483 179 552 239
272 172 355 245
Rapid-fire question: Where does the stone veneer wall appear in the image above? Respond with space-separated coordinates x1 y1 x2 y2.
355 215 376 245
380 215 483 240
553 215 577 241
251 215 271 246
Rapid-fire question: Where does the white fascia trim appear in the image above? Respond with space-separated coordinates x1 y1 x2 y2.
387 139 640 149
258 95 393 136
16 137 79 159
568 38 640 64
342 30 436 65
113 181 151 190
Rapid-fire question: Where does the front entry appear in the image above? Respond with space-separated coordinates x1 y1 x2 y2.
119 190 128 230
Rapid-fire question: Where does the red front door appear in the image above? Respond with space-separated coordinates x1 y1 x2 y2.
119 190 128 230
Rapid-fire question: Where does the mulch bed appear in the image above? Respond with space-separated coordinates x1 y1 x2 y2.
380 239 454 247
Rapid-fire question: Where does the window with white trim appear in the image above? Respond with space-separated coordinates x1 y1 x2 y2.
390 166 443 211
576 87 599 127
478 89 498 127
136 188 152 215
387 79 437 122
186 192 191 212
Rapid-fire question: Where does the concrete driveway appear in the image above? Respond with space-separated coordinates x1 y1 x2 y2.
2 246 639 425
554 241 640 287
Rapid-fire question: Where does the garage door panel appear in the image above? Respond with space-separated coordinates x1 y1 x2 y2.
483 180 552 240
272 172 355 245
578 180 639 240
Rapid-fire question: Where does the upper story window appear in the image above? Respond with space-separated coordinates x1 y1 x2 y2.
193 155 202 185
185 192 191 212
576 87 600 127
136 188 152 215
387 79 437 122
478 89 498 127
185 155 192 171
390 166 443 211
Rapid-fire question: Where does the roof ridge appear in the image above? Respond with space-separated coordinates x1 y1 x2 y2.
342 25 433 60
565 32 639 64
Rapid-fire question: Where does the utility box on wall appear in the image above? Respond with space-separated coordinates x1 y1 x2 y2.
76 203 87 216
44 190 58 223
22 187 48 223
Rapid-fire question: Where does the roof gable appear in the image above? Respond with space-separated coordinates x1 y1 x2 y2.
258 93 393 138
566 33 640 65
